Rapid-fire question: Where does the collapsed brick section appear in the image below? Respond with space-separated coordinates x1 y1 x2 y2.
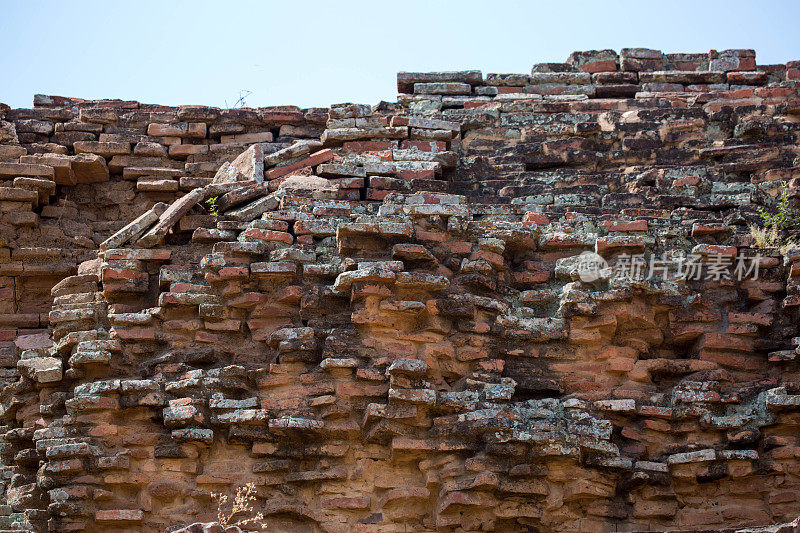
1 48 800 532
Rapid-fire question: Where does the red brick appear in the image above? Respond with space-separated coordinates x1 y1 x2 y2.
266 149 334 180
602 220 647 232
497 86 526 94
523 212 550 225
401 140 447 152
241 227 294 245
398 169 435 181
366 188 390 201
579 60 617 73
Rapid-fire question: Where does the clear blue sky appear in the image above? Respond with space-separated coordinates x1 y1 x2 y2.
1 0 799 110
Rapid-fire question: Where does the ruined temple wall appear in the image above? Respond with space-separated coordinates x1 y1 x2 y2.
2 48 800 532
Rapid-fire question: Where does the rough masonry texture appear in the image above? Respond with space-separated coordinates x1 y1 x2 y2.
1 48 800 532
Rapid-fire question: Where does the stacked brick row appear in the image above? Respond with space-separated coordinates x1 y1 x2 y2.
1 48 800 532
398 48 790 102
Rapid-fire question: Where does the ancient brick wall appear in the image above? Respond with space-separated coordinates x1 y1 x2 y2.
0 96 327 344
2 48 800 532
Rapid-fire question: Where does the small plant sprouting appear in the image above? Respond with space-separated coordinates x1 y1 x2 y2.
210 482 265 529
750 180 799 251
757 180 795 234
205 196 220 222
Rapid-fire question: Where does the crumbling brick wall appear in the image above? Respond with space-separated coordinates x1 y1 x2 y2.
0 96 327 345
2 48 800 532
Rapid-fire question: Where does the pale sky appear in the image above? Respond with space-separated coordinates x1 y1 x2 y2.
1 0 798 110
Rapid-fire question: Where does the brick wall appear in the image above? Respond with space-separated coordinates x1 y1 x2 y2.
2 48 800 532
